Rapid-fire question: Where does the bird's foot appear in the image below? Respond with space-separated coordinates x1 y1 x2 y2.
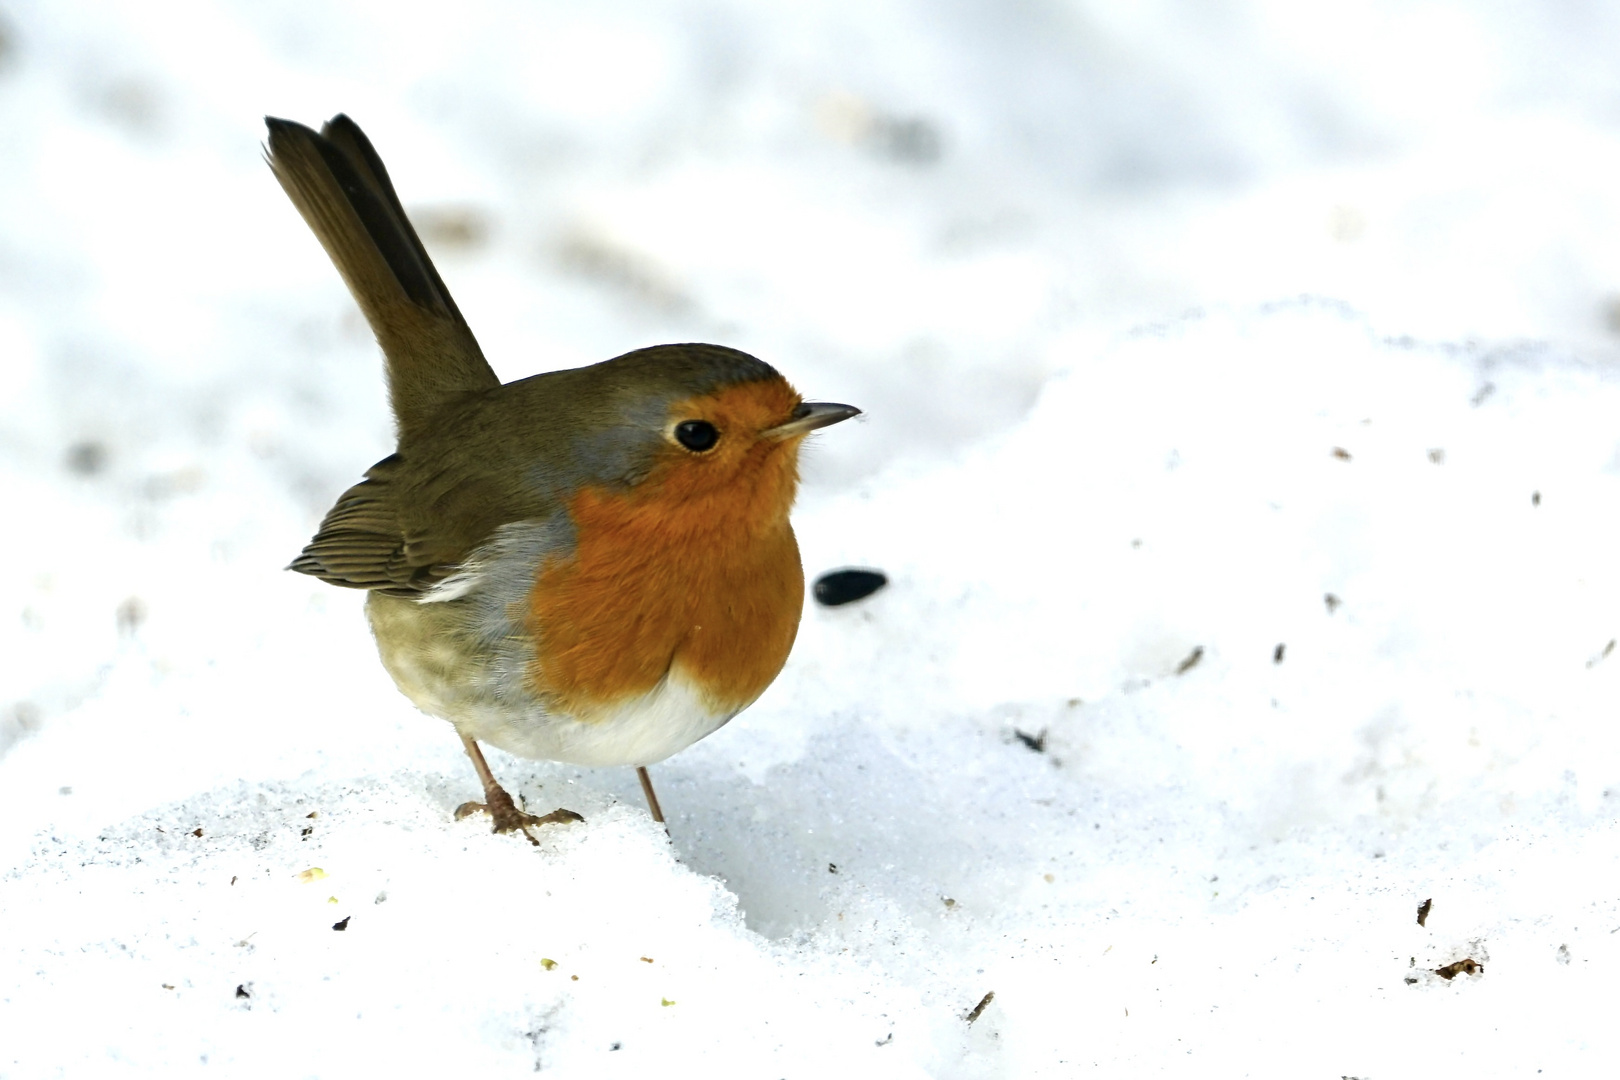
455 786 582 845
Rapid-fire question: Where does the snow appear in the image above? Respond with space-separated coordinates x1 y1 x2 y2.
4 1 1620 1075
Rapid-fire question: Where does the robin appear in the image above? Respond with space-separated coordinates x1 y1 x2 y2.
265 115 859 843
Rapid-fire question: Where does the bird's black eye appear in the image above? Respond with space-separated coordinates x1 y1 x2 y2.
674 420 719 452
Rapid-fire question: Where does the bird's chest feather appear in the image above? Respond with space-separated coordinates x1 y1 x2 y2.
525 484 805 719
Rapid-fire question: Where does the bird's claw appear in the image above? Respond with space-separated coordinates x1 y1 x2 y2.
455 787 582 845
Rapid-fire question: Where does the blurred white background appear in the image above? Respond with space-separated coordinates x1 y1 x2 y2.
4 2 1620 1076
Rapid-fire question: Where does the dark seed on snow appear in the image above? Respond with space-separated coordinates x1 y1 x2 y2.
965 991 995 1024
1014 729 1047 753
814 568 888 607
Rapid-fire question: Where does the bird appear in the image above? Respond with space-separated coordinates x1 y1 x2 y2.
264 114 859 843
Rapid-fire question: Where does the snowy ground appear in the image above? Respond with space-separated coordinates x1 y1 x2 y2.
4 2 1620 1076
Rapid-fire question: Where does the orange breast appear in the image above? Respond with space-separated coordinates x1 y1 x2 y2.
524 414 807 718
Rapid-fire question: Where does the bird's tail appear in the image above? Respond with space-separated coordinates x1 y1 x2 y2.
265 114 500 438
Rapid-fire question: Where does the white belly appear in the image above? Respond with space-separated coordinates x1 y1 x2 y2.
475 667 738 767
366 568 741 768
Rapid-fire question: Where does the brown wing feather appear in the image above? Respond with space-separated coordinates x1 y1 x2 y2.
290 455 448 595
292 438 562 597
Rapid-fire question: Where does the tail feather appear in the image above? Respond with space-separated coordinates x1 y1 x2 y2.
265 114 500 439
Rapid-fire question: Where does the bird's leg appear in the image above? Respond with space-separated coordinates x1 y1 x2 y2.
636 766 666 826
454 734 582 844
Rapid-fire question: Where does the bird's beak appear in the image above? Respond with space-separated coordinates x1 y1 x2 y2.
764 401 862 440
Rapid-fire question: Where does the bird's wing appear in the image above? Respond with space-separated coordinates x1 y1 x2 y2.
289 455 434 595
265 114 500 439
291 441 567 597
